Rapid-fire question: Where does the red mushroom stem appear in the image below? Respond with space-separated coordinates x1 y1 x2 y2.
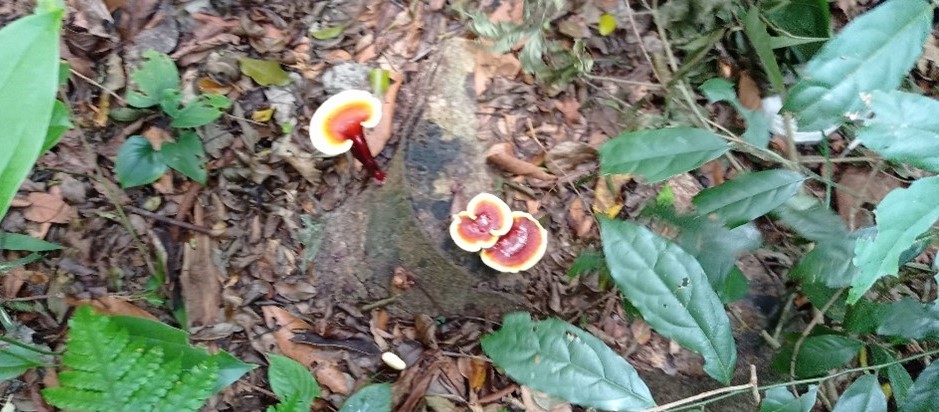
347 131 386 182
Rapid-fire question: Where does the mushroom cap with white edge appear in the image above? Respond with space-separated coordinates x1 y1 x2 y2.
479 211 548 273
448 192 514 252
308 89 383 156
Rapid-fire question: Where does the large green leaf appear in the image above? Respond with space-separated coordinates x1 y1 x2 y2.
599 218 737 384
900 360 939 412
0 5 64 221
876 298 939 340
783 0 932 131
773 194 850 243
42 99 72 153
870 346 914 405
832 375 886 412
744 6 786 97
267 354 319 412
858 90 939 171
699 78 770 148
162 131 207 184
0 232 62 252
773 335 861 378
239 58 291 86
789 237 858 287
0 344 50 381
126 50 180 108
114 136 167 188
599 128 728 183
339 383 392 412
850 176 939 303
760 386 817 412
762 0 830 59
169 94 231 128
481 312 655 411
693 169 805 227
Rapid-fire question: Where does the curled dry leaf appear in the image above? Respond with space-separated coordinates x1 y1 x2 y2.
737 71 762 111
567 198 593 238
315 365 352 395
272 135 322 184
24 191 76 224
592 174 631 218
544 141 597 177
261 305 328 367
485 143 555 181
180 203 223 330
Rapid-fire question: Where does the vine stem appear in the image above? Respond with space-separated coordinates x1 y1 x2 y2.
642 365 759 412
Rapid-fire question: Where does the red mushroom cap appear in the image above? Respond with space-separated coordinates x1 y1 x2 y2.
480 211 548 273
309 90 382 156
449 193 513 252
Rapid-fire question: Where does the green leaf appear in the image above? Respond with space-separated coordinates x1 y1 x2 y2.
869 346 914 405
858 90 939 171
900 360 939 412
832 374 886 412
0 6 64 222
481 312 655 411
760 386 817 412
42 99 71 153
775 335 862 378
843 299 888 334
0 344 49 381
850 176 939 303
743 6 786 96
162 131 206 184
693 170 805 227
310 23 348 40
0 232 62 252
239 58 291 86
0 253 43 273
699 78 770 148
599 128 729 183
783 0 932 131
789 237 859 287
127 50 180 108
267 354 319 411
339 383 392 412
773 194 850 242
599 218 736 384
169 94 231 128
115 136 167 188
369 69 391 96
762 0 830 58
597 13 616 36
876 298 939 340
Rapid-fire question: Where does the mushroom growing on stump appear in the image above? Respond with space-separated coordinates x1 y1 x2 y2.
479 211 548 273
449 193 513 252
309 89 386 182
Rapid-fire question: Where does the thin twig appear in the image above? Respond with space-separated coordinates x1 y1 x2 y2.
586 74 663 89
642 372 758 412
789 288 846 391
799 155 879 164
70 68 126 105
124 205 216 235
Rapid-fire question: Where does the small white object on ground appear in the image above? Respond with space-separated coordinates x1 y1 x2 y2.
381 351 407 370
761 95 840 144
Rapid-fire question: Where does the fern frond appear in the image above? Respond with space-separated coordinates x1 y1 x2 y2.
153 359 218 412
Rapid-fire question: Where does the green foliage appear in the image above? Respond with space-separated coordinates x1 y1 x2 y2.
900 360 939 412
266 354 320 412
599 128 728 183
239 57 291 86
699 77 770 147
41 306 251 412
115 136 168 188
127 51 179 108
773 335 861 378
339 383 392 412
875 298 939 340
0 3 65 222
743 6 786 97
870 346 914 405
857 90 939 171
831 374 886 412
481 312 655 411
599 218 736 384
0 232 62 252
0 343 51 381
692 169 804 227
782 0 932 130
160 131 207 183
567 248 609 280
463 0 593 85
760 386 817 412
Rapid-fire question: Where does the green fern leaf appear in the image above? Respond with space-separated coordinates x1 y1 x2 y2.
155 359 218 412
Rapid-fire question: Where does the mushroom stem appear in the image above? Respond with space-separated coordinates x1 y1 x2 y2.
347 132 386 182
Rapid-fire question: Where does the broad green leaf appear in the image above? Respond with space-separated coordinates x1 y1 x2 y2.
481 312 655 411
0 344 50 381
900 360 939 412
762 0 830 58
783 0 932 131
719 267 750 303
169 94 231 128
699 78 770 148
0 6 64 222
850 176 939 303
109 313 256 392
599 218 736 384
599 128 728 183
0 253 43 273
115 136 167 188
42 99 71 153
870 346 914 405
760 386 817 412
832 375 886 412
858 90 939 171
162 131 207 184
774 335 861 378
239 57 291 86
693 170 805 227
744 6 786 96
339 383 392 412
876 298 939 340
0 232 62 252
310 23 348 40
773 194 850 242
843 299 887 334
789 237 858 287
127 50 180 108
267 354 319 411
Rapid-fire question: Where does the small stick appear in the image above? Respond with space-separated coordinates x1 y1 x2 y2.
478 384 518 404
124 205 215 235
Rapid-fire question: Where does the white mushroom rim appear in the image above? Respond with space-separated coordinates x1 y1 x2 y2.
308 89 383 156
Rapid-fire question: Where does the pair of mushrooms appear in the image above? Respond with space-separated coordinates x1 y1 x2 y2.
309 91 548 272
449 193 548 273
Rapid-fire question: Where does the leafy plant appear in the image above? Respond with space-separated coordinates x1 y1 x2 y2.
115 51 230 188
338 383 392 412
266 354 320 412
40 306 254 411
0 0 67 222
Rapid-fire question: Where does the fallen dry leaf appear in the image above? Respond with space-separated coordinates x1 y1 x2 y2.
365 70 404 157
315 365 352 395
262 305 327 367
738 71 761 110
544 141 597 177
592 174 631 218
180 203 223 330
554 98 583 126
24 191 76 224
666 173 703 213
836 167 901 229
74 296 158 320
567 198 593 238
485 143 556 181
474 48 522 95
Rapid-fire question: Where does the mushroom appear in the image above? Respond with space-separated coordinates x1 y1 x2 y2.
449 192 513 252
309 89 386 182
479 211 548 273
